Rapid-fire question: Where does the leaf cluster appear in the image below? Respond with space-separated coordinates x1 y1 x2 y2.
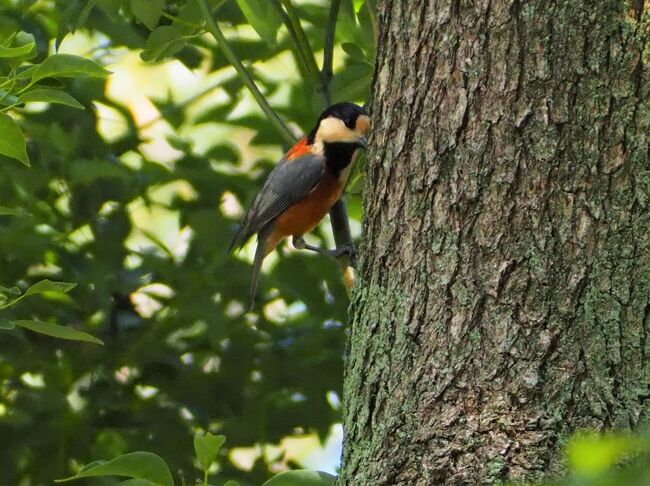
0 0 374 484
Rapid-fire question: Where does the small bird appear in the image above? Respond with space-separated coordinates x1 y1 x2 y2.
229 102 371 308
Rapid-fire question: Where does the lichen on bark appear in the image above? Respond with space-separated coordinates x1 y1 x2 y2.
340 1 650 484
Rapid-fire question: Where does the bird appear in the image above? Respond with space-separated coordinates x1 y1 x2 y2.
228 102 371 308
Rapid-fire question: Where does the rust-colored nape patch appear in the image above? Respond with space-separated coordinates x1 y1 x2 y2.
356 115 371 135
286 137 310 161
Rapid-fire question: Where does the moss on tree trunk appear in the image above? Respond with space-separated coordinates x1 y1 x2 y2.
340 0 650 484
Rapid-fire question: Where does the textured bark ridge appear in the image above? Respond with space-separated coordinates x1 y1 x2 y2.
341 1 650 484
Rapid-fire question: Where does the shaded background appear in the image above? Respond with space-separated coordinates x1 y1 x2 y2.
0 0 375 484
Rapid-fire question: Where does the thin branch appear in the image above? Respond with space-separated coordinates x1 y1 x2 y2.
279 0 321 85
322 0 359 289
197 0 296 145
321 0 341 106
269 0 318 84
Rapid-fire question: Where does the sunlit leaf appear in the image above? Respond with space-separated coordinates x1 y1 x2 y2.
13 320 104 345
0 112 29 166
194 432 225 472
19 89 85 109
0 40 35 58
261 470 337 486
140 26 186 62
0 280 75 309
130 0 164 30
32 54 110 82
236 0 282 45
55 452 173 485
24 279 76 296
567 433 643 475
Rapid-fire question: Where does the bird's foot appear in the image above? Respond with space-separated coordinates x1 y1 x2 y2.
329 243 356 259
292 236 356 261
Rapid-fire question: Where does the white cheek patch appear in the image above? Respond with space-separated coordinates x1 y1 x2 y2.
317 117 358 143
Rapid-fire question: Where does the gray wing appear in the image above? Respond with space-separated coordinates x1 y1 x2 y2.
229 153 324 250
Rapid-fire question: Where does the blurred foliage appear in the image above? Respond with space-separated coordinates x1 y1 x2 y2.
519 431 650 486
55 430 336 485
0 0 375 484
56 431 336 485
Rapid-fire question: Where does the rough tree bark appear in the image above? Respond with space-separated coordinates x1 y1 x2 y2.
341 0 650 484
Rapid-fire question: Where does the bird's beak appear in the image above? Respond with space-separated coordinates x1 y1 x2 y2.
356 136 368 149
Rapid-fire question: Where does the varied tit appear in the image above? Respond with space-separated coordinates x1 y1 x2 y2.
229 102 371 308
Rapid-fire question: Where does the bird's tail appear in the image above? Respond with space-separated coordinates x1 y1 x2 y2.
248 233 268 310
228 222 247 253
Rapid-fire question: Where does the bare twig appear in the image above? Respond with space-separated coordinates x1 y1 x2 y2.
322 0 341 106
197 0 296 144
321 0 358 285
279 0 321 84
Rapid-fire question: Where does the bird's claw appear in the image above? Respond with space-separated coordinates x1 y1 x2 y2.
292 236 356 261
329 243 356 259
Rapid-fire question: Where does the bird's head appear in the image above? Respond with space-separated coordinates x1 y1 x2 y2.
308 102 371 150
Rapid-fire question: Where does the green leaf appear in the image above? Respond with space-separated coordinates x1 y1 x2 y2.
341 42 366 62
235 0 282 45
0 206 26 216
32 54 110 82
0 284 21 295
1 279 75 309
97 0 122 19
0 89 20 106
261 470 337 486
15 64 39 80
24 279 76 297
140 26 187 62
56 0 98 48
173 0 203 34
567 433 642 475
357 0 377 47
55 452 173 485
0 40 35 58
0 112 29 166
0 32 36 60
119 480 161 486
223 481 240 486
19 89 85 109
13 320 104 345
194 432 225 472
131 0 165 30
0 319 15 330
205 143 239 163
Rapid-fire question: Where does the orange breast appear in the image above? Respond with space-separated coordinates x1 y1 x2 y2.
274 172 342 238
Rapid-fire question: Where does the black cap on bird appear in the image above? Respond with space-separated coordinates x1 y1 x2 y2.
229 102 371 308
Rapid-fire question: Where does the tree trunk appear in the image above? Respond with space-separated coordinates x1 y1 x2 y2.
341 1 650 484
